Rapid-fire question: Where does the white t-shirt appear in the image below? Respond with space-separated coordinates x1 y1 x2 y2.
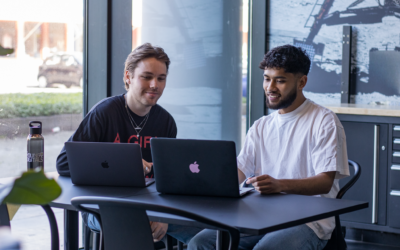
238 99 349 240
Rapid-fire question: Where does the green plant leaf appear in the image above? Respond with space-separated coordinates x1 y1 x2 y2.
1 170 62 205
0 44 14 56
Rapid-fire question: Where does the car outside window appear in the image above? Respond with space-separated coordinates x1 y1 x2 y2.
45 55 61 65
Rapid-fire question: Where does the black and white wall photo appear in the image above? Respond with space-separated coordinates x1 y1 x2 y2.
267 0 400 105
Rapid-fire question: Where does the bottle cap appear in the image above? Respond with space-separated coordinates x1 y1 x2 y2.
29 121 42 135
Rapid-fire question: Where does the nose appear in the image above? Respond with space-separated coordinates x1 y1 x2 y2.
265 80 277 92
150 79 158 89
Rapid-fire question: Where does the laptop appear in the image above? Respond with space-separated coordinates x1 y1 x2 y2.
65 142 155 187
150 138 254 197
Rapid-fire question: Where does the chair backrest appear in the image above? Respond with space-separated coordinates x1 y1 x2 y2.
337 159 361 199
324 159 362 250
71 196 240 250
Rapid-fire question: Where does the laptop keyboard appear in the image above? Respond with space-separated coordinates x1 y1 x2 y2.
145 178 155 186
239 187 254 196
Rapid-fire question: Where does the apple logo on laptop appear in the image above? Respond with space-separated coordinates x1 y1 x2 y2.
101 161 109 168
189 161 200 173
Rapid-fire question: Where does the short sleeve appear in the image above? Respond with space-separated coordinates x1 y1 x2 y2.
237 125 257 178
168 116 177 138
312 118 349 179
56 110 103 176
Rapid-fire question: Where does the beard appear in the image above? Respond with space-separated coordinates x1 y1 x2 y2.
266 86 297 110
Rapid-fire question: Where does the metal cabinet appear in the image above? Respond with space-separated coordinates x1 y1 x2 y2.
388 125 400 229
337 114 400 235
340 121 388 225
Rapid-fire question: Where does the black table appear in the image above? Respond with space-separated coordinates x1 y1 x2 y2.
50 176 368 250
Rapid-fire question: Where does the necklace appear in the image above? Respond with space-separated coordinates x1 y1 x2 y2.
124 96 150 138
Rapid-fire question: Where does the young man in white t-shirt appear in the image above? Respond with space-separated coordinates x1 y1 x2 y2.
188 45 350 250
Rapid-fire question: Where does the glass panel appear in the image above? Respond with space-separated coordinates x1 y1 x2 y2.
0 0 84 248
132 0 244 151
0 1 84 178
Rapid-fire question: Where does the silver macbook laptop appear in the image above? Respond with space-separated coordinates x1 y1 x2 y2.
65 142 154 187
151 138 254 197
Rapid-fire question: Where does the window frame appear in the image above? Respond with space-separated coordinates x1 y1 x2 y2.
83 0 132 115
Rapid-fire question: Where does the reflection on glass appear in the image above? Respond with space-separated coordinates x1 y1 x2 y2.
132 0 246 150
0 0 83 179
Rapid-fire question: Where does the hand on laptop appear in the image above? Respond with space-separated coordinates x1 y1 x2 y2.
246 174 281 194
143 159 153 175
150 221 168 242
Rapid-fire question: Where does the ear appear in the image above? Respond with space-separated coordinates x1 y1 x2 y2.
298 75 307 90
125 70 131 84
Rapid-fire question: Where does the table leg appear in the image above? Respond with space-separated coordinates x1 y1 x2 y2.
64 210 79 250
216 230 230 250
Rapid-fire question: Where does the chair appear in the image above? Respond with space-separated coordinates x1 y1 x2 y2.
323 159 361 250
0 204 59 250
83 223 182 250
71 196 240 250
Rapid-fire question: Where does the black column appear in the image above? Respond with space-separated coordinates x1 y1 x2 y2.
247 0 268 129
84 0 132 114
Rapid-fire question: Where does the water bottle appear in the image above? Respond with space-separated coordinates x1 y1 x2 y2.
27 121 44 170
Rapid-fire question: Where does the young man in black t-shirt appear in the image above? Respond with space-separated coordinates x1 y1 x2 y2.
56 43 178 241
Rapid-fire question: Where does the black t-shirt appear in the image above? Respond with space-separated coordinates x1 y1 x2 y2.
56 93 177 177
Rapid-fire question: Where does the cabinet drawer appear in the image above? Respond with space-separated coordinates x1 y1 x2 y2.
392 151 400 163
394 139 400 150
393 125 400 137
389 191 400 228
390 165 400 190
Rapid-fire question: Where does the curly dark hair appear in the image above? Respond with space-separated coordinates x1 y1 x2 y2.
259 45 311 76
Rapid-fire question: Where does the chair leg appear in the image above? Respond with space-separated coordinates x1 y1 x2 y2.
100 230 104 250
92 231 100 250
0 204 10 227
41 205 59 250
341 226 347 238
178 240 184 250
164 235 174 250
84 224 91 250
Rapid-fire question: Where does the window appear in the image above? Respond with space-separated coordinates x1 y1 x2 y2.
0 0 84 248
0 0 83 178
131 0 246 151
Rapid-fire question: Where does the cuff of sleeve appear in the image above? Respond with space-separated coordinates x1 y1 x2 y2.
314 165 349 180
237 161 253 178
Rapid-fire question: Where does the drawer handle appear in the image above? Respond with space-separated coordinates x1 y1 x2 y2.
390 190 400 196
372 125 379 224
394 126 400 131
394 139 400 144
393 152 400 157
391 165 400 170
